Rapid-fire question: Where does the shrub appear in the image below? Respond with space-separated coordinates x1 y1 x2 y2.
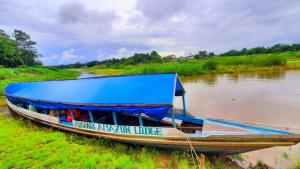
202 59 218 71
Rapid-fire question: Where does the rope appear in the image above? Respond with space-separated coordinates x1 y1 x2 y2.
171 109 203 168
178 125 201 168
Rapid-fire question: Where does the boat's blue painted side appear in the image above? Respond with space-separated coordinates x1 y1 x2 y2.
165 112 289 135
165 112 204 125
204 119 289 134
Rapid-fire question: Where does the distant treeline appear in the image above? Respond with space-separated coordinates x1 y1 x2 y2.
55 51 165 69
55 42 300 69
0 29 41 68
220 43 300 56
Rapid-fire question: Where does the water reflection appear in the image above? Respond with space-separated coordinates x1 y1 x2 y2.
180 70 287 85
77 71 100 78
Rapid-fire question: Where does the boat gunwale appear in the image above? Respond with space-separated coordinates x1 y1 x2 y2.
206 118 300 135
7 99 300 143
8 105 299 149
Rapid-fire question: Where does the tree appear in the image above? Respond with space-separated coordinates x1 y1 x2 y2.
198 50 207 57
0 29 42 67
0 34 23 67
221 50 242 56
0 29 9 38
208 52 215 57
13 29 39 66
149 51 163 63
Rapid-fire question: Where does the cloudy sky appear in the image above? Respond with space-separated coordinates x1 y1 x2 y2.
1 0 300 65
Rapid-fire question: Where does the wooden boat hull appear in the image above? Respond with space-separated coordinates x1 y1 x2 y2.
7 100 300 154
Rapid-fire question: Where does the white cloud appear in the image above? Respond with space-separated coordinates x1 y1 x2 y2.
40 49 86 65
147 38 176 46
2 0 300 65
109 47 135 59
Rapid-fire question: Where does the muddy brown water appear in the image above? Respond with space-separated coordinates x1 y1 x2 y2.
1 71 299 168
173 70 300 169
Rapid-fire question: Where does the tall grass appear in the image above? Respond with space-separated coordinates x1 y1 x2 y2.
214 54 287 67
125 54 289 75
83 51 300 76
125 62 203 76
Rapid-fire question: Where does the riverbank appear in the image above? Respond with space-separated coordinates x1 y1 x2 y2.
0 108 245 169
81 52 300 76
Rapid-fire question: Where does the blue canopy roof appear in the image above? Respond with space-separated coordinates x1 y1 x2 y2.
4 73 185 120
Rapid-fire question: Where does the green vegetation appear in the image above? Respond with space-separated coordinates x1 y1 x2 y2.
231 153 243 161
0 29 41 67
290 155 300 169
82 51 300 76
57 42 300 70
204 156 226 169
0 67 79 94
220 43 300 56
57 51 164 69
0 113 239 169
282 152 289 160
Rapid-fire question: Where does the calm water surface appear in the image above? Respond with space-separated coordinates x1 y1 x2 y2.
175 71 300 128
174 70 300 169
77 71 99 78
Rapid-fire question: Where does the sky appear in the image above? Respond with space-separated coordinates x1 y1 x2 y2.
1 0 300 65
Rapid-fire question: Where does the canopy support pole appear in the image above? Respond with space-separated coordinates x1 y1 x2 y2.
70 109 75 121
171 110 176 127
182 94 186 115
138 113 143 127
56 110 61 122
89 111 94 123
112 112 118 125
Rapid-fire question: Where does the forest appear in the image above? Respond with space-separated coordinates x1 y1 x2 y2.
0 29 41 67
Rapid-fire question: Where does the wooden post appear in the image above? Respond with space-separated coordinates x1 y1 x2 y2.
112 112 118 125
138 113 143 126
89 111 94 123
182 94 186 115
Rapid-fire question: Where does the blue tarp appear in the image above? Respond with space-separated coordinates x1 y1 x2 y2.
4 73 185 121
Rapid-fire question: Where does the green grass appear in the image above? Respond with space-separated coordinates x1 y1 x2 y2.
0 114 193 169
290 155 300 169
81 51 300 76
282 152 289 160
0 112 240 169
231 153 243 161
81 67 126 76
0 67 79 94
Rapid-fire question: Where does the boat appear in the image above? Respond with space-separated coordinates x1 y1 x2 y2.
4 73 300 154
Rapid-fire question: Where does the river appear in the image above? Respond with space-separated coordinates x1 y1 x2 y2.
173 70 300 169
